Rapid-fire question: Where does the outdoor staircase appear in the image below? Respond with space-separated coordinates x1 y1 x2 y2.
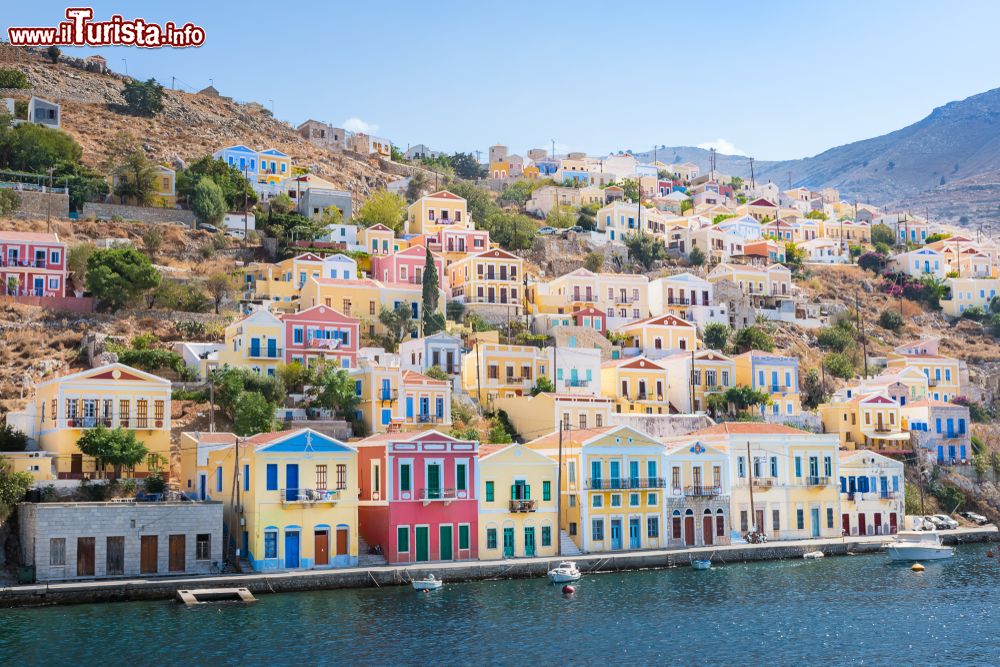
358 536 387 567
559 530 582 556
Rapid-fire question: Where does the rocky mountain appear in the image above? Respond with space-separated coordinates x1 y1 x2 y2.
633 87 1000 226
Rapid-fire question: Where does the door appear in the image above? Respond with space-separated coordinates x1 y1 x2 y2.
810 508 820 538
842 514 851 536
629 461 639 488
611 520 623 549
267 338 276 358
406 397 414 419
610 461 621 488
703 515 714 545
439 525 453 561
250 338 261 357
314 530 329 566
874 513 883 535
420 397 429 419
33 277 43 296
285 464 299 501
140 535 158 574
415 526 429 562
755 510 765 535
71 454 83 476
629 518 641 549
168 535 186 572
284 531 300 568
106 536 124 576
524 527 536 557
890 512 898 533
335 527 348 557
503 526 515 558
684 515 695 546
198 474 206 500
858 513 867 536
427 464 441 498
76 537 95 577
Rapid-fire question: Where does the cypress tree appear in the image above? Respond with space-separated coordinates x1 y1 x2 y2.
421 246 444 334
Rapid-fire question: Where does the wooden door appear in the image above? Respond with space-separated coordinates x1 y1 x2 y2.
106 536 124 576
335 527 348 557
439 525 453 561
858 513 867 537
76 537 95 577
70 454 83 476
702 516 714 545
873 513 882 535
168 534 186 572
684 516 695 546
755 510 765 535
415 526 429 562
889 512 898 533
842 514 851 536
315 531 329 566
140 535 158 574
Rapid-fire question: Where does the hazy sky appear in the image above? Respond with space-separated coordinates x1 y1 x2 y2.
7 1 1000 159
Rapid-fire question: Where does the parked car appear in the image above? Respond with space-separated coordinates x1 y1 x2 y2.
961 511 989 525
538 226 557 235
932 514 959 529
924 515 947 530
197 223 220 234
224 228 246 239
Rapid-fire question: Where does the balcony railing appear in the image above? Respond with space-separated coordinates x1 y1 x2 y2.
63 418 161 430
0 258 50 269
881 490 899 499
380 389 398 401
684 485 722 497
633 393 664 402
666 297 692 305
415 414 444 424
751 477 775 488
928 377 939 387
419 488 458 501
872 427 896 434
281 488 340 504
247 347 284 359
805 476 830 487
566 378 590 387
586 477 667 490
508 498 537 512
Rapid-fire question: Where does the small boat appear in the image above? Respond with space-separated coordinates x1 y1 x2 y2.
690 558 712 570
411 574 443 591
885 531 954 561
547 561 582 583
803 551 825 560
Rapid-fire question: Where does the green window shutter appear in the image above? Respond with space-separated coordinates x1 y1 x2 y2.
457 463 467 491
487 528 497 549
542 526 551 547
542 481 551 501
459 525 470 550
525 484 531 499
400 464 410 492
486 481 494 502
510 484 516 500
397 526 409 553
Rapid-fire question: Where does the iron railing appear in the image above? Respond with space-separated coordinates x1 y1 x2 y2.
419 488 457 500
684 485 722 497
281 488 340 504
508 499 537 512
586 477 667 490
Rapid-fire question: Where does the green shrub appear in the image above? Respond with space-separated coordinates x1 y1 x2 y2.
878 309 904 331
0 69 29 89
822 352 855 379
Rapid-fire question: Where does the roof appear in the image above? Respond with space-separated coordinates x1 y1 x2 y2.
0 231 61 243
903 399 965 409
401 370 447 386
525 426 615 449
184 432 237 445
689 422 808 436
478 443 514 458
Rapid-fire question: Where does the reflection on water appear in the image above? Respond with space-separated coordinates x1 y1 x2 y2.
2 545 997 666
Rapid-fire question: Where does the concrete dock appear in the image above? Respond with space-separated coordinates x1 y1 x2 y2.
3 526 995 608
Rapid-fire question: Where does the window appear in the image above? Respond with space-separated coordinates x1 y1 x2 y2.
49 538 65 566
592 519 604 541
541 526 552 547
826 507 834 529
264 531 277 559
647 492 657 505
196 534 211 560
485 480 494 502
486 528 497 549
336 464 347 490
398 526 410 554
243 464 250 492
629 492 640 507
568 461 576 484
569 495 576 507
459 525 470 550
542 481 551 501
456 463 467 492
315 465 327 491
772 509 780 532
266 464 278 490
794 456 802 478
823 456 832 477
610 493 622 507
796 508 804 530
737 456 745 478
647 516 660 538
216 467 223 493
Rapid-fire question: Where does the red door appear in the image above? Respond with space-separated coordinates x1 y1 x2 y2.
889 512 898 533
841 514 850 536
858 513 867 537
684 517 695 546
873 514 882 536
315 531 329 566
702 516 714 545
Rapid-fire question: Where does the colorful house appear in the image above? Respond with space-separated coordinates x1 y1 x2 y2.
619 314 699 356
361 223 399 256
478 443 559 559
885 339 963 402
0 231 67 298
493 393 613 440
243 252 325 310
354 364 452 433
218 307 286 377
257 148 291 184
213 144 260 182
818 391 911 454
406 191 472 236
461 336 549 404
733 350 801 417
152 165 176 207
838 450 904 536
197 429 359 571
600 355 671 414
356 430 479 563
300 276 440 340
446 248 523 316
659 349 736 413
901 399 972 464
662 440 732 548
283 304 360 369
370 244 446 289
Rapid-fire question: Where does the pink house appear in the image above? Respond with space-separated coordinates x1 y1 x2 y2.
357 430 478 563
370 245 447 289
571 306 607 334
280 304 360 368
0 231 67 297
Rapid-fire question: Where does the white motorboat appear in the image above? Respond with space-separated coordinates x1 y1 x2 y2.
803 551 825 560
547 561 582 583
885 531 954 561
412 574 443 590
690 558 712 570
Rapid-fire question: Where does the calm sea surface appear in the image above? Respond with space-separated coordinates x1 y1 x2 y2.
2 544 998 666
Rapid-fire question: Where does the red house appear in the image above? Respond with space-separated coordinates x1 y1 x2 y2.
370 245 447 289
0 231 67 297
280 304 360 369
357 430 479 563
571 306 607 334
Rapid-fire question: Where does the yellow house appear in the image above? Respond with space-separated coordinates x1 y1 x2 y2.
659 349 736 413
528 268 649 320
218 307 286 377
619 314 699 355
733 350 801 417
406 190 472 236
462 336 548 404
257 148 292 184
361 224 400 256
152 165 176 207
819 391 911 454
353 366 452 434
479 443 559 559
885 339 962 402
447 248 523 316
196 429 359 571
244 252 325 310
492 393 613 441
599 355 670 414
707 263 793 301
300 276 441 340
0 451 56 483
14 363 171 479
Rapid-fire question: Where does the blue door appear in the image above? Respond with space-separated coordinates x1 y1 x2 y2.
420 397 429 419
629 461 639 488
286 464 299 501
937 446 944 463
810 508 820 537
33 277 43 296
406 397 414 418
948 445 956 462
960 445 967 460
267 338 277 358
381 408 392 425
198 474 206 500
284 531 300 568
629 518 641 549
611 520 622 549
610 461 621 489
250 338 260 357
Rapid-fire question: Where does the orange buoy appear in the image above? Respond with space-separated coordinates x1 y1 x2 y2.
912 563 925 572
562 585 575 594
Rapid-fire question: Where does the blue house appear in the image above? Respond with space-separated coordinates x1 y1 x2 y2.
213 144 260 181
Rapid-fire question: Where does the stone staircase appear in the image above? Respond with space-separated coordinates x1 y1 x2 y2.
559 530 582 556
358 536 387 567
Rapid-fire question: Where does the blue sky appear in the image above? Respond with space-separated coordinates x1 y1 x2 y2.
6 1 1000 160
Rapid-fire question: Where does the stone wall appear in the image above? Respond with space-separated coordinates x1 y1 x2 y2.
19 501 223 582
9 189 70 220
82 202 196 226
0 295 93 313
608 413 715 438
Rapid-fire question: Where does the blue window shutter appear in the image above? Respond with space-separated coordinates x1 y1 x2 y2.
266 464 278 490
216 467 222 492
243 464 249 491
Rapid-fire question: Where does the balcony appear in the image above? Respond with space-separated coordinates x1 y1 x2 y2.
508 499 537 512
64 417 162 430
805 476 830 487
566 378 590 387
415 414 444 424
379 389 398 401
928 377 940 387
751 477 775 488
666 297 692 305
684 485 722 497
586 477 667 490
705 385 725 394
247 347 284 359
281 488 340 504
634 393 664 402
872 427 896 434
0 258 49 269
768 385 791 393
420 487 460 505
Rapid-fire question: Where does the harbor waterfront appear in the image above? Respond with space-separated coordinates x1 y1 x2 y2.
3 542 1000 666
2 526 995 608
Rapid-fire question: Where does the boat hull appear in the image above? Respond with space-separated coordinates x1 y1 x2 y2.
412 580 443 590
548 571 581 583
886 545 953 561
691 560 711 570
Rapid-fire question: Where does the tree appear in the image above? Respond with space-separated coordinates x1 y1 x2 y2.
0 456 33 522
731 325 774 353
857 251 885 274
546 206 576 229
421 247 444 335
0 189 19 217
784 242 806 272
488 416 513 444
0 122 82 173
317 205 344 228
104 134 157 205
191 176 227 224
233 391 274 436
277 362 314 395
577 202 600 230
405 171 430 203
85 246 161 311
77 427 149 478
721 385 771 416
702 323 730 351
0 423 28 451
878 309 904 331
447 181 497 222
531 376 555 396
583 252 604 272
67 242 96 292
688 246 706 266
925 232 951 244
624 233 667 270
804 210 829 220
176 155 257 211
871 223 895 247
424 365 450 381
46 45 61 64
122 78 165 116
206 271 236 314
482 210 536 251
356 190 406 232
816 325 855 353
450 152 484 180
0 69 28 89
56 161 109 212
141 226 164 258
822 352 855 379
620 179 640 202
801 368 830 410
315 367 360 419
378 304 417 352
498 180 534 208
991 451 1000 482
973 453 988 482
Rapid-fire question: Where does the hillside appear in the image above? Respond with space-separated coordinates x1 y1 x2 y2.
633 87 1000 227
0 43 400 206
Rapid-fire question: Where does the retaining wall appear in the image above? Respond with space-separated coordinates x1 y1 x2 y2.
82 202 196 226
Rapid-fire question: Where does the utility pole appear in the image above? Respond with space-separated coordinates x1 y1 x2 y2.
474 337 483 416
243 164 249 244
749 157 755 190
689 347 695 413
208 378 216 432
855 292 869 378
46 167 54 233
747 441 756 534
557 421 564 557
551 139 556 160
171 76 175 90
